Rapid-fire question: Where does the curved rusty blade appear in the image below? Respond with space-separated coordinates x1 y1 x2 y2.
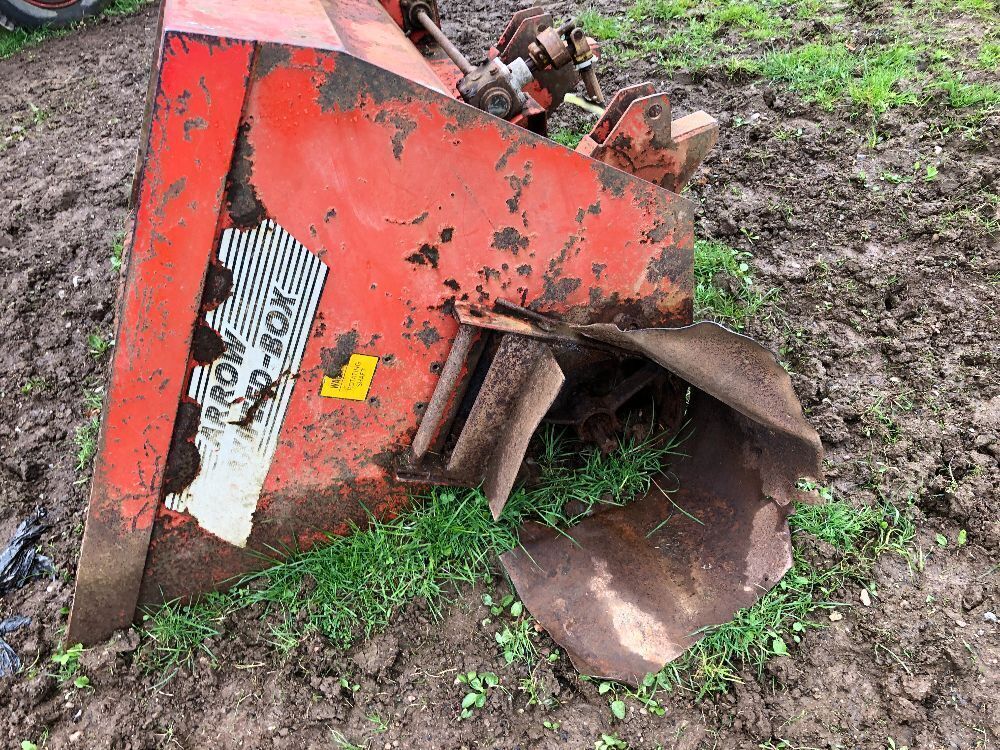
484 345 565 519
502 323 823 684
574 322 823 504
502 485 792 683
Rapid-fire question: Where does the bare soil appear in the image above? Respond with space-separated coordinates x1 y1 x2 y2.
1 3 998 749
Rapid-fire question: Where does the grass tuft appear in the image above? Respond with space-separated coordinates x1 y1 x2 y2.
550 126 591 149
933 70 1000 108
753 43 924 112
239 489 516 648
694 239 775 330
656 496 915 697
141 594 228 676
577 8 628 40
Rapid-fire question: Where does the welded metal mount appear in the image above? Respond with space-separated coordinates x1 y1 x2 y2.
492 7 578 111
398 301 685 518
577 82 719 193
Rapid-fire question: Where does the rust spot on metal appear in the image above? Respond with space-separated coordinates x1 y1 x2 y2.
405 243 440 268
200 262 233 310
493 138 523 171
190 325 226 365
516 264 532 276
233 370 291 428
542 275 582 302
164 177 186 204
183 117 208 141
162 399 202 496
375 110 417 160
255 44 292 78
321 330 359 377
226 123 266 228
505 170 531 213
492 226 529 255
645 244 688 284
317 54 408 112
444 278 461 291
591 262 607 280
594 164 629 197
415 322 442 348
644 220 673 243
440 227 454 242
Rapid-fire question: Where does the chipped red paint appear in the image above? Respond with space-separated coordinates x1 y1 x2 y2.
68 31 254 643
69 0 709 644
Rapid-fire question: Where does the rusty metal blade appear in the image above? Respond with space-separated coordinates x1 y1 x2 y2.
574 321 823 504
502 483 792 683
484 345 564 519
446 334 544 478
502 322 823 684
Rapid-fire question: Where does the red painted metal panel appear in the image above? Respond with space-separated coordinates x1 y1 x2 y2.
136 47 695 605
67 32 254 644
71 0 708 642
163 0 344 52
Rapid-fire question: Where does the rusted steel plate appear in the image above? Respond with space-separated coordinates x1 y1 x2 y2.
483 344 564 519
502 478 793 682
575 322 824 505
502 322 823 683
411 324 477 460
447 335 548 479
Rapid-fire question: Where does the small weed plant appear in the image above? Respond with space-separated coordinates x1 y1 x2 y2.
50 642 87 687
87 333 111 358
74 388 104 472
456 670 499 719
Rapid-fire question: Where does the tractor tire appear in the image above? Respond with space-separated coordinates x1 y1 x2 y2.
0 0 110 30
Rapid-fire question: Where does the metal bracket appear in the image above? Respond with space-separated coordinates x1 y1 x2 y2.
576 82 719 193
399 327 564 519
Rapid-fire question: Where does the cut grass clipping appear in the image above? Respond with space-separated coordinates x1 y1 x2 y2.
143 425 913 699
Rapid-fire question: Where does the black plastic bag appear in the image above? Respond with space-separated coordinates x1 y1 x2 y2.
0 616 31 676
0 507 55 595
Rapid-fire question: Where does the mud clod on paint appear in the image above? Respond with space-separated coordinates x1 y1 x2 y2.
322 330 360 377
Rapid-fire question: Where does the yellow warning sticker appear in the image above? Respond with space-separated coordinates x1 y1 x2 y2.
321 354 379 401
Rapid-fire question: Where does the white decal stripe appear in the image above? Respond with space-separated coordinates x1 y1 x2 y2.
163 220 329 545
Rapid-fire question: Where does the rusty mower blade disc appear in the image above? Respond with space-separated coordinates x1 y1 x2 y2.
502 322 823 684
